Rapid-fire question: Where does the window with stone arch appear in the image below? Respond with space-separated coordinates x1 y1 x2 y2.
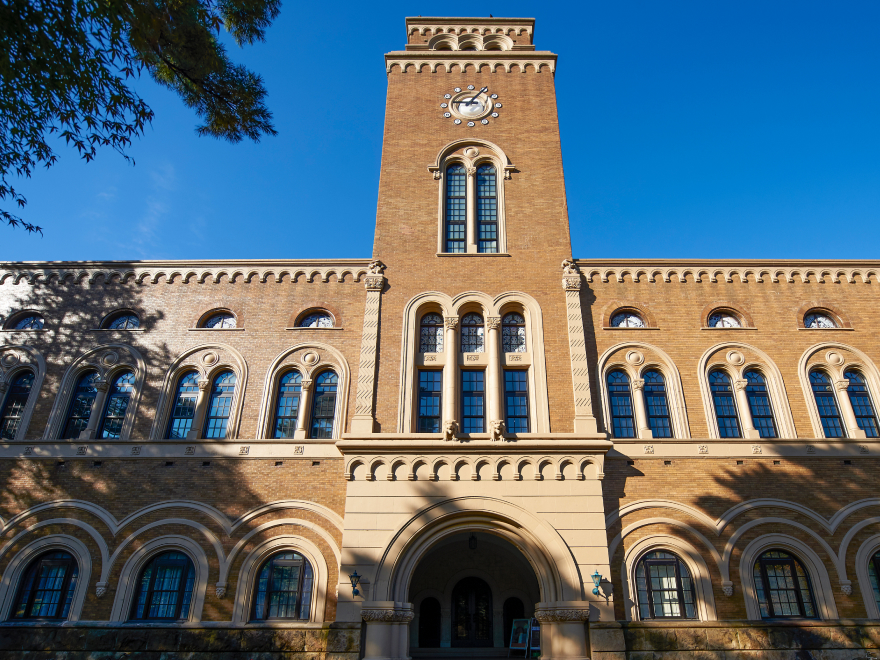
502 312 526 353
445 164 467 252
744 370 777 438
61 371 100 438
12 550 79 620
204 370 236 439
809 370 845 438
251 551 314 621
129 551 196 621
1 370 35 440
804 310 838 329
461 313 485 353
420 313 444 353
610 311 646 328
635 551 697 620
476 164 498 252
273 370 302 439
643 370 672 438
753 550 817 619
167 371 200 439
709 370 741 438
844 369 879 438
868 551 880 613
607 371 635 438
707 309 743 328
310 370 338 439
201 311 236 329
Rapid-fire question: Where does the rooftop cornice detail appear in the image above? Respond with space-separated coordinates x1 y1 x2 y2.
385 51 556 74
0 258 374 286
405 17 535 37
573 259 880 285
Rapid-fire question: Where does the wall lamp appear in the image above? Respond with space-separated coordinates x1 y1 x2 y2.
591 570 603 595
349 571 361 597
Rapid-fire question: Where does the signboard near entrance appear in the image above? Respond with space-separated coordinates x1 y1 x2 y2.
528 618 541 657
508 618 530 653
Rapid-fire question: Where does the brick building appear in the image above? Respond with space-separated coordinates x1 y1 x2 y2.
1 16 879 660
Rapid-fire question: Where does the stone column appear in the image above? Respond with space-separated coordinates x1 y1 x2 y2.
561 261 598 435
352 266 386 434
466 166 477 253
186 378 211 441
486 316 503 437
535 603 592 660
631 379 653 439
835 378 868 438
79 379 109 440
362 602 414 660
733 378 761 439
294 379 314 439
443 317 459 436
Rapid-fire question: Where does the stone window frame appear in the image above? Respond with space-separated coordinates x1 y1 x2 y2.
0 345 47 441
0 534 93 623
292 308 338 329
427 33 514 51
620 535 717 622
255 343 351 440
397 291 550 435
108 535 209 623
601 301 658 330
737 534 838 621
797 342 880 440
428 139 515 256
795 302 853 330
597 342 691 440
43 344 147 441
854 535 880 620
192 306 245 331
98 308 143 331
699 302 755 329
150 343 248 440
230 535 329 625
697 342 797 440
1 309 47 332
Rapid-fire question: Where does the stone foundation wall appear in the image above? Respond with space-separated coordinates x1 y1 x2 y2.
0 622 362 660
590 621 880 660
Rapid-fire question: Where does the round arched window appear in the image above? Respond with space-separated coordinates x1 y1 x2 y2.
420 313 444 353
635 551 696 619
252 552 314 621
461 313 485 353
610 312 645 328
130 551 195 621
804 311 837 329
502 312 526 353
753 550 816 618
11 314 44 330
12 551 79 619
299 312 333 328
203 312 236 329
105 312 140 329
708 311 742 328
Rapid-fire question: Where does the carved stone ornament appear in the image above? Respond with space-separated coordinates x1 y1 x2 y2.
826 351 845 366
0 352 19 368
198 378 210 391
625 350 644 366
562 276 581 291
806 445 816 454
726 350 745 366
722 583 734 597
504 169 512 180
301 378 314 391
698 445 708 454
490 419 505 441
466 166 477 177
202 351 219 365
561 259 580 276
643 445 654 454
301 352 320 366
464 147 480 158
444 316 459 330
444 419 459 441
486 317 501 330
95 583 108 597
834 379 851 392
95 379 110 393
860 445 869 454
365 275 385 291
433 170 442 180
733 379 748 392
841 583 853 596
367 260 386 275
632 379 645 391
215 583 227 598
534 608 590 622
101 351 119 366
361 608 415 623
751 444 762 454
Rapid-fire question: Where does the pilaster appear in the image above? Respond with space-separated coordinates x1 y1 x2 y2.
352 261 386 434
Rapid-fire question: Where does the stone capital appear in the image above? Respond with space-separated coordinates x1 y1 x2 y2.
301 378 314 392
364 275 385 291
562 275 581 291
94 380 110 393
834 379 851 392
486 317 501 330
733 378 748 392
197 379 210 391
632 379 645 391
444 316 459 330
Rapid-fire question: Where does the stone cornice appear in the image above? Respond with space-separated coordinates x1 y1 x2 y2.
385 51 556 74
0 259 373 286
337 435 612 454
405 16 535 37
574 259 880 285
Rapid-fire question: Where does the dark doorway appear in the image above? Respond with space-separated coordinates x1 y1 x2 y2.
502 597 525 647
451 576 493 647
418 597 442 648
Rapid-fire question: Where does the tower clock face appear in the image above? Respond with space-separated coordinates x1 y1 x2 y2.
441 85 501 126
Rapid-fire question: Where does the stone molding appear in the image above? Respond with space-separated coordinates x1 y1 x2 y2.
561 261 598 435
361 606 414 622
534 604 591 622
385 52 556 75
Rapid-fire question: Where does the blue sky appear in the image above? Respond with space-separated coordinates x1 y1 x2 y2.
2 1 878 262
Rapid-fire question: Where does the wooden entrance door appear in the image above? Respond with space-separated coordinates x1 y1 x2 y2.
451 577 493 647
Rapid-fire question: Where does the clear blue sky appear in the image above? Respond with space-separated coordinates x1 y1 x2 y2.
2 1 878 262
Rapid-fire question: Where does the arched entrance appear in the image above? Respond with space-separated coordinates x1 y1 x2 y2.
451 576 493 647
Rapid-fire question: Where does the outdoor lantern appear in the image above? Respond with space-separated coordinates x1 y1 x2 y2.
469 533 478 550
349 571 361 596
591 570 603 595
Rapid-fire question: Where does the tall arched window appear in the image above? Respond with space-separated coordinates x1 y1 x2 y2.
273 371 302 438
868 551 880 613
1 371 35 440
745 370 777 439
607 371 635 438
310 371 338 439
12 551 79 620
810 371 844 438
635 551 696 619
445 164 467 253
501 312 526 353
204 371 236 439
420 313 444 353
476 164 497 253
98 371 134 439
643 370 671 438
845 370 878 438
62 371 99 439
251 551 313 621
461 313 484 353
167 371 199 439
709 371 740 438
130 552 195 621
754 550 816 618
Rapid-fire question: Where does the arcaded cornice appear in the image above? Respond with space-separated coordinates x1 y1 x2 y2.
385 51 556 74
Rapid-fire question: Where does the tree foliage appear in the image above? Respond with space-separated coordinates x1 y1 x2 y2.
0 0 280 233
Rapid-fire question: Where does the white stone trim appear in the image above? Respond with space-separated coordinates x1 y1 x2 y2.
109 535 209 622
854 534 880 619
0 534 92 622
0 345 46 441
620 535 717 622
737 533 839 621
386 57 555 75
230 535 329 625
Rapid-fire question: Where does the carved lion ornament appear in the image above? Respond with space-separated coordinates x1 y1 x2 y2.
367 260 386 275
561 259 580 276
490 419 505 441
443 419 459 441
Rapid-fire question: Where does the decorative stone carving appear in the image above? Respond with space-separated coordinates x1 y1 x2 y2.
0 352 19 367
433 170 442 180
443 420 459 441
534 608 591 622
301 378 314 391
365 275 385 291
726 350 745 366
185 446 195 455
361 607 415 623
466 166 477 176
198 379 210 391
698 445 708 454
367 260 386 275
301 352 320 366
95 583 108 597
464 147 480 158
503 169 512 180
101 351 119 366
860 445 869 454
201 352 218 365
826 351 845 366
486 317 501 330
834 379 851 392
841 583 853 596
215 583 227 598
490 419 505 441
561 259 580 276
751 444 762 454
444 316 459 330
632 379 645 391
643 445 654 454
131 446 141 455
733 379 748 392
625 350 644 366
239 446 250 455
806 444 816 454
722 583 734 597
561 259 582 291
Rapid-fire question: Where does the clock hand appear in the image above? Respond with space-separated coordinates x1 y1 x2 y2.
465 87 489 106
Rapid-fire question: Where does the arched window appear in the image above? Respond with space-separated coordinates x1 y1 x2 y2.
298 312 333 328
708 311 742 328
1 371 34 440
504 370 529 433
251 552 313 621
98 371 135 439
310 371 338 439
643 370 671 438
203 312 236 329
445 164 467 253
420 313 444 353
418 370 442 432
804 312 837 329
419 597 442 647
62 371 99 438
753 550 816 618
462 371 486 433
607 371 635 438
130 551 195 621
273 371 302 438
104 312 140 329
461 313 485 353
845 370 878 438
868 551 880 613
810 371 844 438
610 312 645 328
12 551 79 620
476 164 498 253
502 312 526 353
10 313 44 330
635 551 696 619
204 371 236 439
745 370 777 439
168 371 199 439
709 371 740 438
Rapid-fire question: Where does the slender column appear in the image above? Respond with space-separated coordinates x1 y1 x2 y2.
443 317 459 436
352 263 386 434
835 378 867 439
561 260 598 435
631 379 653 439
486 317 503 438
733 378 761 439
186 378 212 440
466 166 477 253
294 379 314 439
79 379 109 440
